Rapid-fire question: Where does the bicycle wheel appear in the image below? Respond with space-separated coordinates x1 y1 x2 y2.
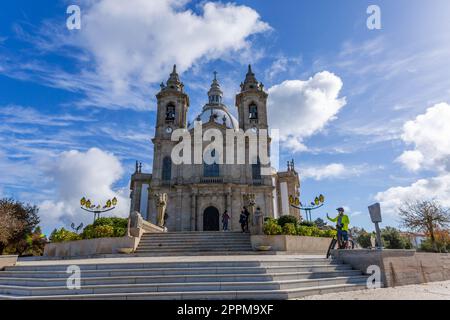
348 239 355 249
326 238 337 259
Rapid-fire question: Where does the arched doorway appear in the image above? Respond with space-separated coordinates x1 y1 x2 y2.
203 206 220 231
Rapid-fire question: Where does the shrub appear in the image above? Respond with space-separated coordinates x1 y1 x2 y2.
278 215 298 227
82 224 116 239
80 217 128 240
321 229 337 238
282 223 297 235
264 220 282 235
49 228 81 243
296 225 313 237
299 221 314 227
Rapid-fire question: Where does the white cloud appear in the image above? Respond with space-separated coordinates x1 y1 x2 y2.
397 102 450 172
265 56 301 80
78 0 270 98
38 148 130 232
4 0 270 110
395 150 424 172
268 71 346 152
301 163 362 181
375 174 450 216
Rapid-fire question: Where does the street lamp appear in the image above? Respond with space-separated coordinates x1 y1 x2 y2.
289 194 325 222
80 197 118 222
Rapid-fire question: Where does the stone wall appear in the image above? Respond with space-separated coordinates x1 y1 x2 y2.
44 236 140 258
332 250 450 287
0 255 18 270
251 235 332 254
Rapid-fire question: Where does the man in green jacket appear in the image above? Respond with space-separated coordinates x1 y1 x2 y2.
327 207 350 248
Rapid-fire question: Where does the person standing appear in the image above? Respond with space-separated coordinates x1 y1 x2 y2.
327 207 350 249
243 207 250 232
222 210 230 231
239 210 247 233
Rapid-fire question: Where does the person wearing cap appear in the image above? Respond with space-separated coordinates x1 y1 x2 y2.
327 207 350 249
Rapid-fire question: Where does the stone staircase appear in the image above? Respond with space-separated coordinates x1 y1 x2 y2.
0 258 368 300
135 232 253 255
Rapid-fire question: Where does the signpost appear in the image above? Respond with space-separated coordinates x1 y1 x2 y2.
368 202 383 250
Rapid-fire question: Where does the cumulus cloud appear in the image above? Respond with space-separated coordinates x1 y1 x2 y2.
77 0 270 96
38 148 130 232
301 163 363 181
396 102 450 172
268 71 346 152
376 102 450 215
375 174 450 216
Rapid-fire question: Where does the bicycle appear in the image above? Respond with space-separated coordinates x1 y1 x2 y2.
326 231 355 259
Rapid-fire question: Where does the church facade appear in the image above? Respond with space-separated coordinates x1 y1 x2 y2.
129 65 300 232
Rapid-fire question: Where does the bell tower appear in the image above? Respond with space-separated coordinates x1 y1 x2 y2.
155 65 190 139
235 65 269 132
152 65 190 185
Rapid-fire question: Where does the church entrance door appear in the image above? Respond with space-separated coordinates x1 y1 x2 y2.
203 206 220 231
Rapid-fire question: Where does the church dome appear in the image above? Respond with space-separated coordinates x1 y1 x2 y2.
188 105 239 130
188 72 239 130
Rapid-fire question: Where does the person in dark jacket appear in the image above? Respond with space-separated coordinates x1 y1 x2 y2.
239 210 247 233
243 207 250 232
222 210 230 231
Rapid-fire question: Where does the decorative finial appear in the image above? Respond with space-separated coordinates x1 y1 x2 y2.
172 64 177 74
138 162 142 173
135 161 139 173
213 71 217 81
248 64 252 73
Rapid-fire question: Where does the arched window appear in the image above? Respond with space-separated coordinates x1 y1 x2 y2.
252 158 261 180
165 103 175 122
162 157 172 181
249 103 258 120
203 149 220 177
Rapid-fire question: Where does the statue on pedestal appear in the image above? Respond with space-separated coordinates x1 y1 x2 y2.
155 193 168 227
243 194 256 234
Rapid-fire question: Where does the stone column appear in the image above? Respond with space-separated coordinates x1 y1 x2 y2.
131 182 142 214
190 190 197 231
226 185 232 230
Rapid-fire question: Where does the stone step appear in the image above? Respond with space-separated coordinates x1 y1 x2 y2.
135 242 252 249
0 270 363 287
5 259 336 272
0 276 368 296
140 238 250 244
0 282 369 300
135 246 253 252
0 265 352 279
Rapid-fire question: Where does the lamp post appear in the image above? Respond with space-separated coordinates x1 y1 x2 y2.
289 194 325 222
80 197 118 222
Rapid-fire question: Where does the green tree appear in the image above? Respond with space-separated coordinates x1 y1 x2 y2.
0 198 40 255
355 230 373 249
381 226 411 249
399 200 450 252
314 218 327 229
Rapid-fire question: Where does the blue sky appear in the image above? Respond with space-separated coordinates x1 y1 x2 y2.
1 0 450 236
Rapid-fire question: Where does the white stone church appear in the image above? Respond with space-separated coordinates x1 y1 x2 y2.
130 65 300 232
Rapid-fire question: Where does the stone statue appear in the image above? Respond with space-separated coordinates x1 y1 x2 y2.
155 193 168 227
243 193 256 233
